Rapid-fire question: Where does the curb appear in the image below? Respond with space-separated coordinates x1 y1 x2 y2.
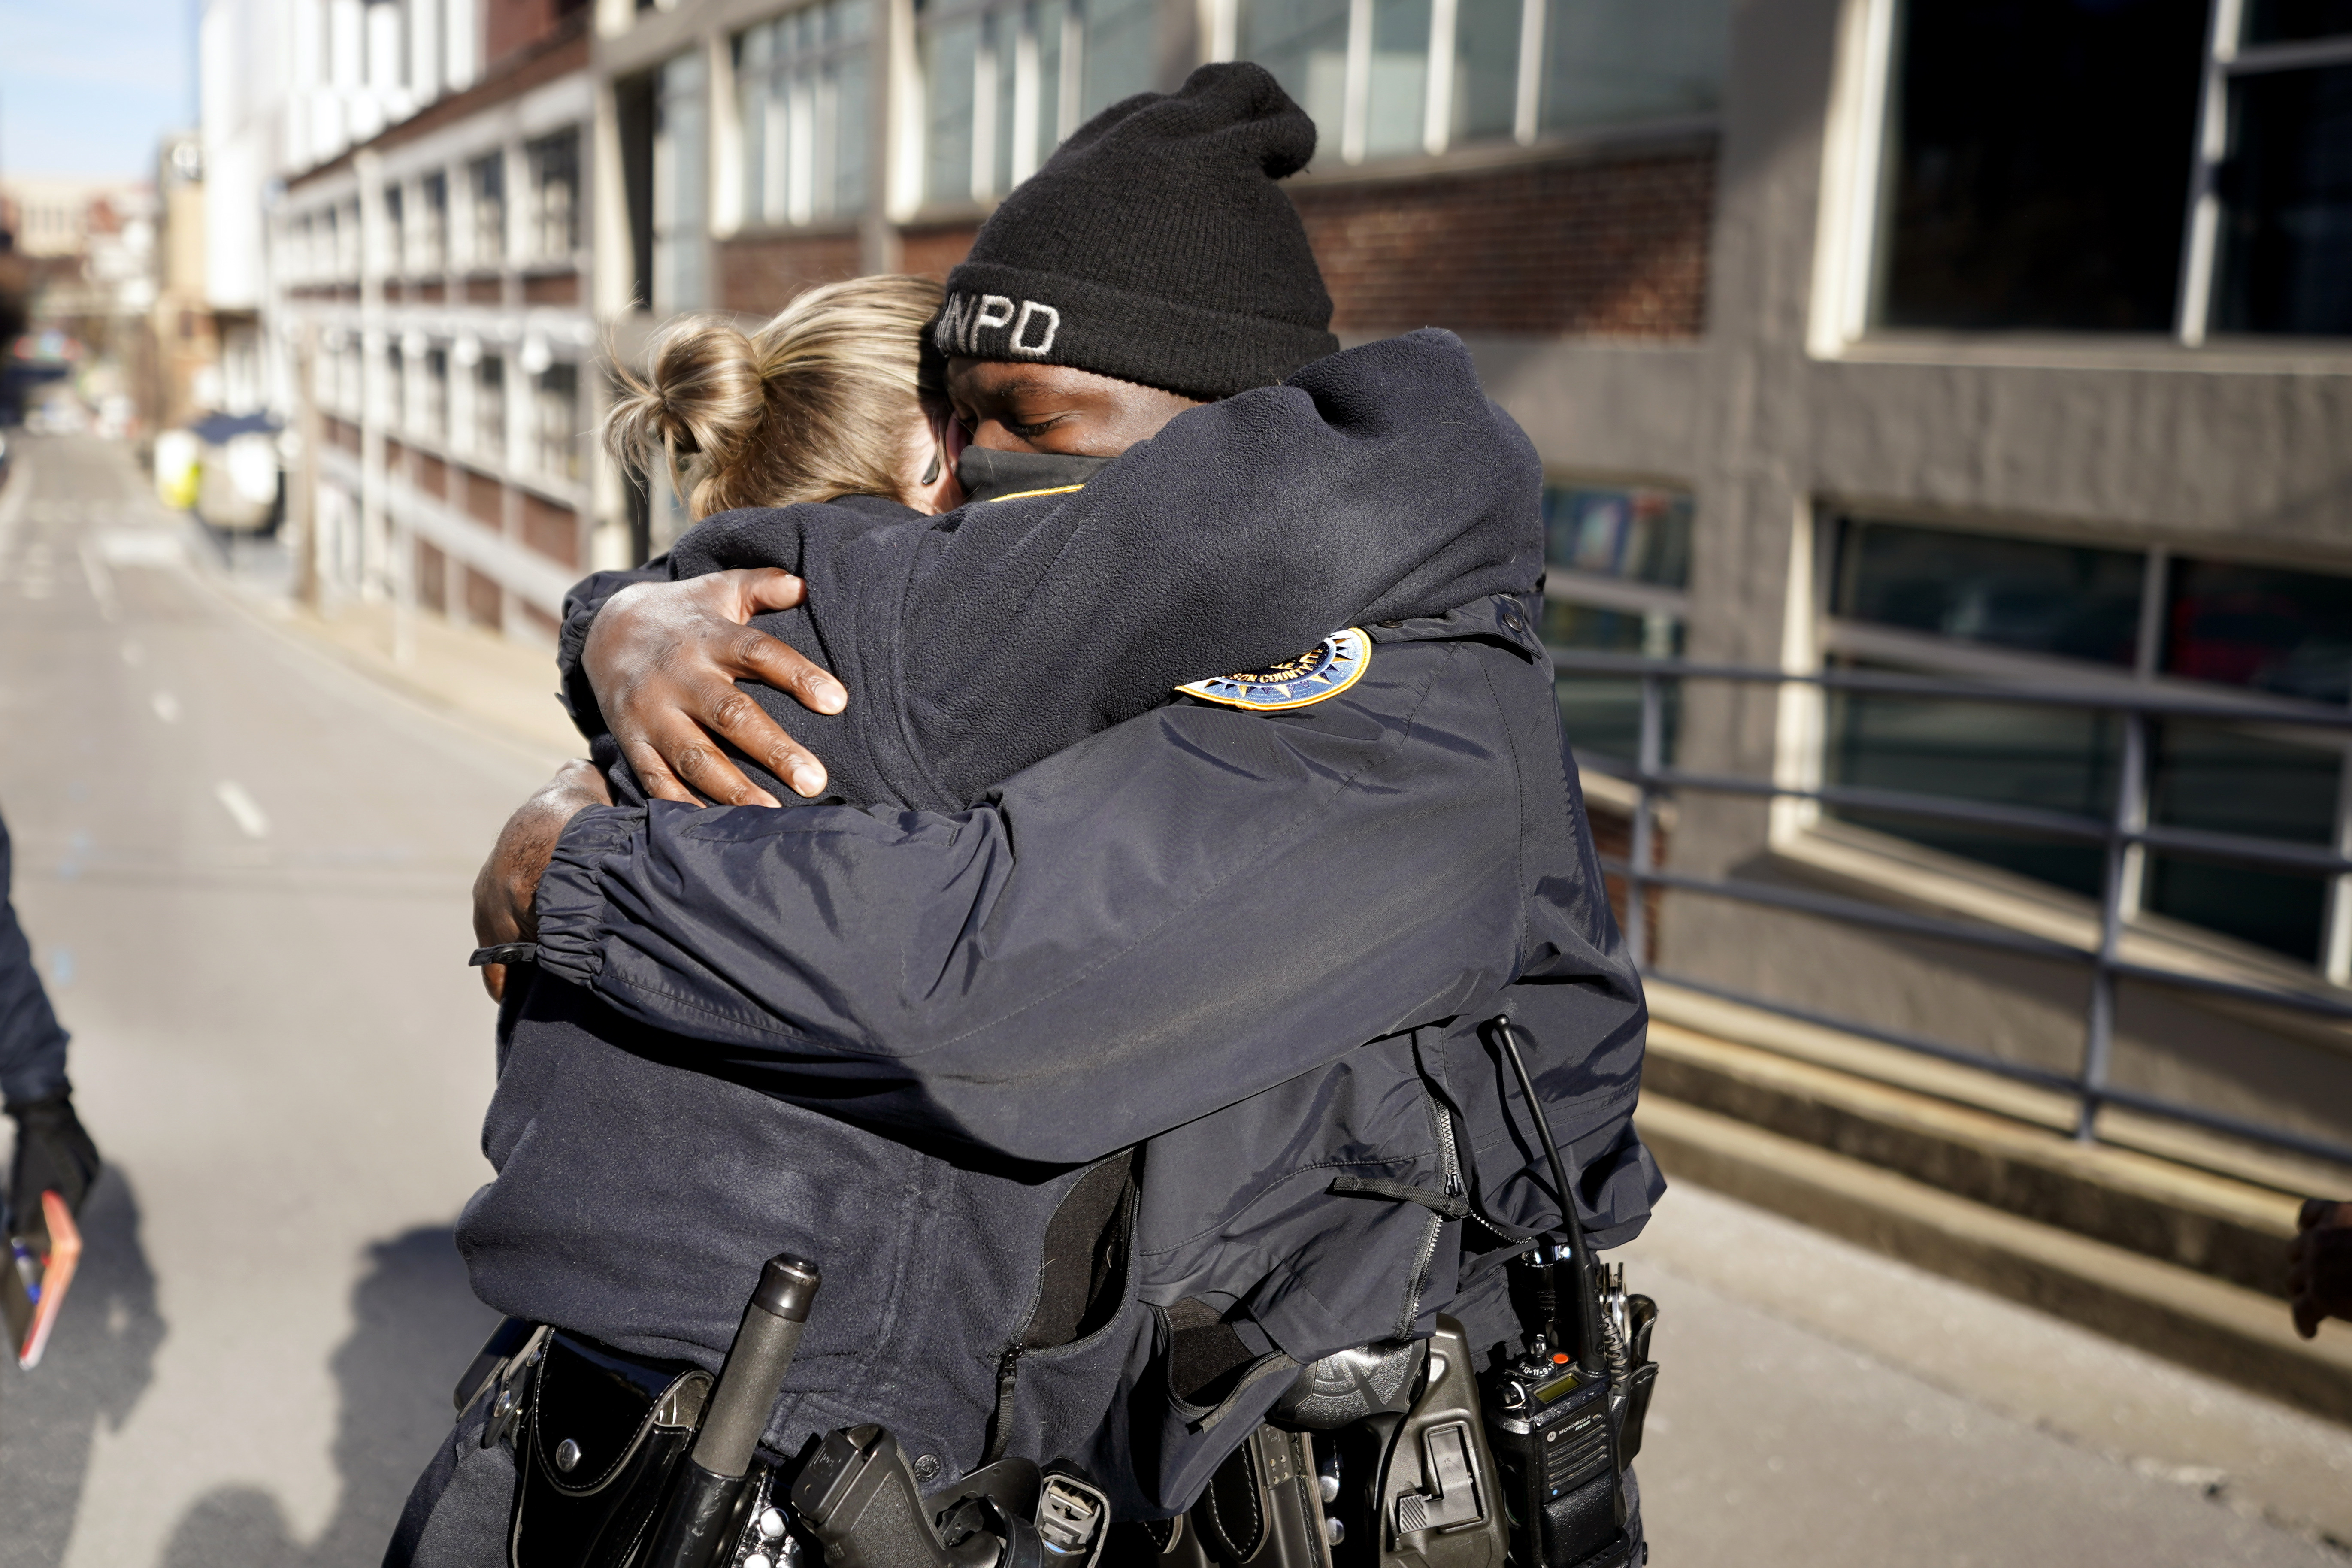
1638 1093 2352 1428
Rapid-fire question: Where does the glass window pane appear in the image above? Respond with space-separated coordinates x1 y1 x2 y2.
2210 64 2352 338
1826 678 2118 898
1032 0 1066 150
1539 0 1726 134
1548 603 1685 763
654 51 708 310
1081 0 1157 119
1241 0 1351 158
2244 0 2352 43
1877 0 2207 332
2162 556 2352 703
477 355 507 460
1832 519 2145 667
1366 0 1431 159
1543 482 1693 588
2145 717 2336 962
2145 857 2329 962
925 14 980 204
1450 0 1520 144
835 50 872 214
991 9 1019 195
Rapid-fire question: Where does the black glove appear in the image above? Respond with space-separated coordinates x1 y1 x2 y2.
6 1092 100 1250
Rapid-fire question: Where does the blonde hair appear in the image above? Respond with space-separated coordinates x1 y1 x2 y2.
605 274 945 519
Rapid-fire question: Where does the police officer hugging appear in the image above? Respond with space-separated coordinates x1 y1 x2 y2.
398 60 1658 1567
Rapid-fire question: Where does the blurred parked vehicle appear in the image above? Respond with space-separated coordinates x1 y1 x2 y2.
188 411 283 533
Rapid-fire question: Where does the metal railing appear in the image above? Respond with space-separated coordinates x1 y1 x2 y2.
1551 648 2352 1171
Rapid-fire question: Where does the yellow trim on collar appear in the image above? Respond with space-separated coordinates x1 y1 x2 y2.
985 483 1088 504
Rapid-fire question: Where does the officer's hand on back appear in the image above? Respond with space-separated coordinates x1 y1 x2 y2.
472 760 612 1002
6 1092 100 1252
583 568 846 808
2291 1198 2352 1339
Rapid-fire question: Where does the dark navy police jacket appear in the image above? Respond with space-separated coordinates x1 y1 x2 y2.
457 334 1662 1518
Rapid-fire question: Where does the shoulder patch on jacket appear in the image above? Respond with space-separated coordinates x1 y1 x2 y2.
1176 628 1371 711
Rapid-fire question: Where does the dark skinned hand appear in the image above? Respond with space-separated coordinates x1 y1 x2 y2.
582 568 849 808
2291 1197 2352 1339
472 759 613 1002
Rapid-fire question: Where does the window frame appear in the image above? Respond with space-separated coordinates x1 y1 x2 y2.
527 127 585 264
1784 504 2352 982
2177 0 2352 343
1815 0 2352 354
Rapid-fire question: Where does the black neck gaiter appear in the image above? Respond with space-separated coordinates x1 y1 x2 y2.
956 447 1116 505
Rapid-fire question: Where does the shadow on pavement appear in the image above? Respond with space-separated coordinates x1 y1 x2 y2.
0 1171 166 1565
160 1223 499 1568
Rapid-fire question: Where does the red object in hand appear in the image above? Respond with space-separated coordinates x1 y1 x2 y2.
2 1191 82 1368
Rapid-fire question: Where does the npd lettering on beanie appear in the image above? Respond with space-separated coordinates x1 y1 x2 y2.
932 61 1341 400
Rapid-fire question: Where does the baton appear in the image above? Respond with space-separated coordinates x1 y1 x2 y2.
643 1253 823 1568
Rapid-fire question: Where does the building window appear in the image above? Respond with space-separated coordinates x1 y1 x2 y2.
382 185 406 274
1876 0 2207 333
1232 0 1725 166
1871 0 2352 341
653 51 710 310
529 128 583 261
387 344 407 429
2209 50 2352 335
920 0 1130 207
739 1 873 226
469 151 507 269
1544 480 1693 766
419 171 449 272
1819 514 2352 971
535 362 581 482
425 346 450 441
475 354 507 463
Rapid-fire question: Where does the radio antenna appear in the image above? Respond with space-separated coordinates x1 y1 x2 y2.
1492 1015 1605 1377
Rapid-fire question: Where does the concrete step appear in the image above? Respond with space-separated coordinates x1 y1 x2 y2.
1639 1007 2310 1302
1636 1093 2352 1428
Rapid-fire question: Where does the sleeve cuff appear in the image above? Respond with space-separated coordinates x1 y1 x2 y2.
531 804 645 986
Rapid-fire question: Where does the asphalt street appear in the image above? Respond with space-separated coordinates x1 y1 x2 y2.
0 433 2346 1566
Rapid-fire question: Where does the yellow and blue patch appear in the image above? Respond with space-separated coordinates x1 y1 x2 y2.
1176 628 1372 711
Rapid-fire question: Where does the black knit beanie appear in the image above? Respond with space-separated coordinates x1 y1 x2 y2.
933 61 1340 400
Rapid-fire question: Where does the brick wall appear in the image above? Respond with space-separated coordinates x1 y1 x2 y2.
464 567 504 632
1291 149 1715 337
719 230 865 315
417 540 449 615
521 490 580 567
463 466 502 527
900 224 980 282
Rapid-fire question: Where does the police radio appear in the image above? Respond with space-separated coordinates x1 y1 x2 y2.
1478 1018 1644 1568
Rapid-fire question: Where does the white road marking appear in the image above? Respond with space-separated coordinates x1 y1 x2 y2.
99 530 186 566
214 780 271 839
79 539 120 621
152 690 182 723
